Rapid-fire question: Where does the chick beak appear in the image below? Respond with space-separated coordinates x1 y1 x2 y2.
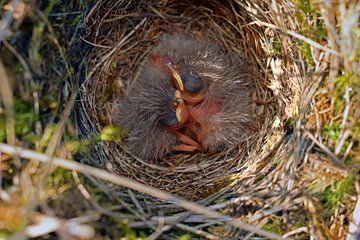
167 64 184 91
175 106 183 124
174 90 189 127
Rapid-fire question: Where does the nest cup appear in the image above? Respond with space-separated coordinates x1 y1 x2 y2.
76 0 301 201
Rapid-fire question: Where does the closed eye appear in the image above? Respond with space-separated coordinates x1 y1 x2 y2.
181 72 205 93
158 110 178 127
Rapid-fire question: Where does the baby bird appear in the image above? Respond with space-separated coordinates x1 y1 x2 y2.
114 33 256 160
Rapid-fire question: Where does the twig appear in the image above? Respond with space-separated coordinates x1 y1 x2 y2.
340 87 352 131
175 223 221 240
79 36 111 49
346 192 360 240
301 127 346 169
301 59 328 112
49 11 82 17
36 89 77 186
335 129 352 156
72 171 134 221
0 143 285 240
335 87 352 155
128 189 146 216
130 213 218 228
31 89 78 220
319 0 340 83
253 20 341 56
0 0 20 42
2 40 34 82
45 90 77 156
342 141 354 162
2 39 42 141
282 227 308 238
35 9 73 80
147 217 169 240
0 59 15 146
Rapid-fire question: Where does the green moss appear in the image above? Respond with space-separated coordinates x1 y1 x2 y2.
105 79 117 99
177 234 192 240
272 39 282 55
319 72 360 158
322 122 340 141
285 116 297 129
64 67 74 79
294 0 329 69
100 125 127 141
0 119 6 142
118 224 146 240
328 73 359 137
294 0 327 40
47 167 73 187
332 73 359 94
111 59 118 70
262 217 282 233
299 43 314 67
272 156 280 165
0 97 38 142
351 27 360 59
13 98 37 136
0 233 8 238
39 124 57 150
64 134 97 153
76 0 87 8
71 14 83 26
291 222 307 230
64 139 82 153
354 121 360 140
315 21 327 41
30 82 43 91
13 63 24 74
294 0 315 14
318 175 355 208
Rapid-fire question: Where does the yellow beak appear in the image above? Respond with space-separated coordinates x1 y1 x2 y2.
167 64 184 91
173 90 188 127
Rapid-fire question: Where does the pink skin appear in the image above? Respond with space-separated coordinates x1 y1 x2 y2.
186 98 222 150
148 52 223 153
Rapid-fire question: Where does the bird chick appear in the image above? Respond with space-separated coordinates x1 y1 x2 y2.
114 33 256 160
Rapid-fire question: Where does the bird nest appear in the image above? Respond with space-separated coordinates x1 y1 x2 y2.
76 0 301 201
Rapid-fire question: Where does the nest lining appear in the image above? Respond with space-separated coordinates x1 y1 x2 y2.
76 0 301 201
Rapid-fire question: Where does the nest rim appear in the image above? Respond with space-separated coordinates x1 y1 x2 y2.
76 0 302 201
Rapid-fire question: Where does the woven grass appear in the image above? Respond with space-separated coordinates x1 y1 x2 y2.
71 1 360 238
76 0 302 202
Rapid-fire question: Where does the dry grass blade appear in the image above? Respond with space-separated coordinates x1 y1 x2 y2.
0 0 20 42
0 59 15 146
0 143 284 240
175 223 221 240
45 90 77 156
302 127 346 169
253 21 341 56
